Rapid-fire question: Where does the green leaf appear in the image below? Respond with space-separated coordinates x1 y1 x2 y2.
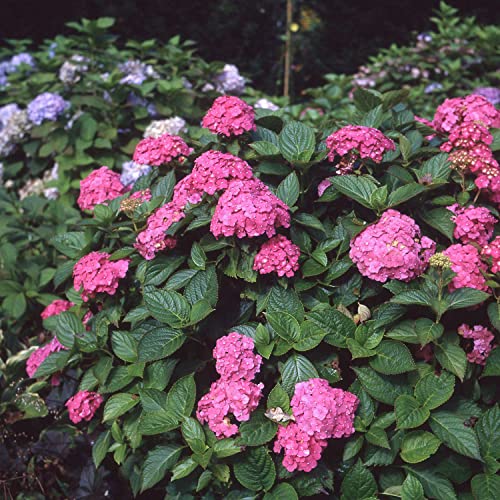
267 312 301 344
143 288 191 327
140 410 179 435
386 318 443 345
476 406 500 465
471 473 500 500
307 307 356 347
401 475 424 500
365 427 390 449
387 183 426 207
294 320 326 351
395 395 430 429
196 470 213 492
92 430 111 468
111 330 138 362
237 410 278 446
429 411 482 460
166 374 196 421
103 393 139 422
171 456 198 481
277 172 300 207
35 350 71 378
54 311 84 349
329 175 377 209
234 447 276 492
370 340 415 374
420 208 454 240
353 87 382 112
139 389 167 412
51 232 89 258
445 288 490 310
400 431 441 463
487 302 500 331
15 392 48 419
190 243 206 270
184 267 218 307
213 439 242 458
482 347 500 378
341 460 377 500
343 435 364 461
250 141 280 156
281 353 319 396
182 417 207 454
137 326 185 362
263 483 299 500
267 383 291 412
144 255 185 286
434 343 467 381
403 465 457 500
414 371 455 410
278 121 315 163
354 367 411 405
391 289 434 307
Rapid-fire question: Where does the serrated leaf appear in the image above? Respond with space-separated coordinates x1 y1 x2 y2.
434 343 467 381
388 183 426 207
307 307 356 347
278 121 315 163
267 312 301 344
329 175 377 209
471 473 500 500
401 475 424 500
341 460 377 500
414 371 455 410
365 426 390 449
171 456 198 481
181 417 207 454
234 447 276 492
92 430 111 468
429 411 482 461
103 393 139 422
476 406 500 465
276 172 300 207
263 483 299 500
395 395 430 429
140 444 183 492
400 431 441 463
137 327 185 362
445 288 490 310
482 347 500 378
166 374 196 421
403 465 457 500
354 367 411 405
237 410 278 446
143 288 190 327
370 340 415 374
281 353 319 396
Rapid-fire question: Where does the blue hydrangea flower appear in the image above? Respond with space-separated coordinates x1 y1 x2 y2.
118 60 158 85
27 92 70 125
424 82 443 94
473 87 500 106
120 160 152 187
10 53 35 69
214 64 245 95
0 104 20 131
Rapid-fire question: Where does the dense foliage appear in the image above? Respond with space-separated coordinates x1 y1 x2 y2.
1 9 499 500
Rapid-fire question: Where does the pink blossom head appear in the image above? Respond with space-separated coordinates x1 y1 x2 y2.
325 125 395 174
65 391 103 424
191 150 253 195
26 337 66 378
458 324 495 365
440 122 493 153
213 332 262 381
291 378 358 440
442 244 489 292
73 251 129 301
133 133 193 167
482 236 500 273
253 235 300 278
349 209 436 283
77 166 127 211
196 379 263 438
202 96 256 137
432 95 500 132
273 422 328 473
41 299 74 320
448 204 496 246
134 201 184 260
210 178 290 239
172 173 203 209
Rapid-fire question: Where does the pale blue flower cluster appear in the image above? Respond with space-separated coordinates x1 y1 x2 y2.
27 92 70 125
120 160 152 187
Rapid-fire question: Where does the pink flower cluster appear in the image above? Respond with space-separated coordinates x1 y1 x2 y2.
482 237 500 273
73 251 129 301
443 244 488 292
458 324 495 365
274 378 358 472
197 332 263 438
210 179 291 239
325 125 395 174
26 337 66 378
432 95 500 133
40 299 74 319
202 96 256 137
133 133 193 166
349 209 436 283
253 234 300 277
447 204 496 246
129 188 152 203
77 166 127 211
65 390 103 424
440 123 493 152
134 201 184 260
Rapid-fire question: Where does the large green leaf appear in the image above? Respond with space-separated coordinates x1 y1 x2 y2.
181 417 207 454
414 371 455 410
369 340 415 374
276 172 300 207
476 406 500 465
403 465 457 500
401 474 424 500
234 447 276 492
237 410 278 446
340 460 377 500
434 343 467 381
143 287 191 327
140 444 183 492
353 367 411 405
263 483 299 500
166 374 196 421
444 288 490 311
267 312 301 344
307 307 356 347
395 395 430 429
329 175 377 209
471 473 500 500
137 327 185 362
429 411 482 461
400 431 441 463
103 393 139 422
281 353 319 396
278 121 315 163
92 430 111 468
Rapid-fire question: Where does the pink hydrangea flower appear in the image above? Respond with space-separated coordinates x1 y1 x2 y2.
133 133 193 166
317 178 332 197
325 125 395 174
440 122 493 153
77 166 127 211
134 201 184 260
65 391 103 424
73 251 129 301
253 235 300 277
443 244 489 292
210 178 290 239
291 378 358 440
202 96 256 137
432 94 500 132
458 324 495 365
196 379 263 438
482 237 500 273
349 209 436 283
172 174 203 209
129 188 152 203
213 332 262 381
26 337 66 378
273 422 328 473
190 150 253 195
40 299 74 320
447 204 496 246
